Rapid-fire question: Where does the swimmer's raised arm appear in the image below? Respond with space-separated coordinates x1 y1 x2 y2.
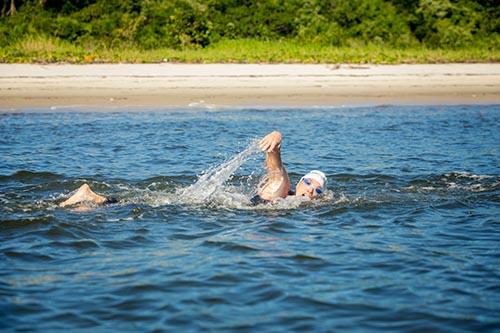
257 131 291 200
259 130 284 171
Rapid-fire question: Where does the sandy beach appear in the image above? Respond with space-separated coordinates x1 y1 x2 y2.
1 63 499 109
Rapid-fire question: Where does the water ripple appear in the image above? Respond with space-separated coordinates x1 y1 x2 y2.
1 106 499 332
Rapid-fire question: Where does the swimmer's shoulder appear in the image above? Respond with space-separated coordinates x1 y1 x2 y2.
258 169 291 200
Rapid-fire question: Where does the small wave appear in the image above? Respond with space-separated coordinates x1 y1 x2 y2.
0 215 55 231
443 172 494 181
404 172 499 194
4 250 54 262
0 170 63 183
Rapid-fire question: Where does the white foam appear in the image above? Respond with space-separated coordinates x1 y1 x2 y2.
444 172 493 180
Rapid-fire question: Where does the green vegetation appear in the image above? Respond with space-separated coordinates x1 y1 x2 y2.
1 0 498 63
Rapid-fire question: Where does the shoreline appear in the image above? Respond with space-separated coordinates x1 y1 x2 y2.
1 63 499 109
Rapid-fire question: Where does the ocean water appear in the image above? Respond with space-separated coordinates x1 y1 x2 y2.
0 105 499 332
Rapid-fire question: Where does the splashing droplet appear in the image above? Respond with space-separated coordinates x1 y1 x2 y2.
177 140 260 204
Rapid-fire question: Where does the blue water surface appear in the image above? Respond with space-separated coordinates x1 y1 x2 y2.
0 105 499 332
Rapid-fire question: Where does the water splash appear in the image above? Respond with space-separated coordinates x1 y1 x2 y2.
100 140 261 208
176 140 261 204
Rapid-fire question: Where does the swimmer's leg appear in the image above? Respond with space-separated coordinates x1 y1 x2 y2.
59 183 108 207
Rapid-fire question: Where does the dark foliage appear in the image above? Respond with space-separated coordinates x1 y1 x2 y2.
0 0 498 49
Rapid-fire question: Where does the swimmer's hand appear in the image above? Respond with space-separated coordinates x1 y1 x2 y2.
259 131 282 153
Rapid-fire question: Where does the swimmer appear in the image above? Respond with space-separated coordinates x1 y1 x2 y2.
251 130 327 204
59 131 326 207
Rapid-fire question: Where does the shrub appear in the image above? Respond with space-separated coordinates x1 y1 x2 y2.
0 0 497 51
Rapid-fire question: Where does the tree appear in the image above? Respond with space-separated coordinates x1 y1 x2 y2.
7 0 17 16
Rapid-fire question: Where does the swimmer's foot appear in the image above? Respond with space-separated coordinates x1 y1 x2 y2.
59 183 107 207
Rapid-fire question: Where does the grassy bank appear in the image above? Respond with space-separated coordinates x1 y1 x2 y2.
1 38 498 64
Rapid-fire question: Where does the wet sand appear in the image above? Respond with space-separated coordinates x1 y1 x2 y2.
1 63 499 109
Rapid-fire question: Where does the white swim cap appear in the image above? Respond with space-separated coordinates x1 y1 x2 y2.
302 170 327 189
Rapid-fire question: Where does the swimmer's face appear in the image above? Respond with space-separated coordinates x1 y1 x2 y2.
295 177 322 198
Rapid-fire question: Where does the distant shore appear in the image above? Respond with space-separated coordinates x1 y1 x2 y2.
1 63 499 109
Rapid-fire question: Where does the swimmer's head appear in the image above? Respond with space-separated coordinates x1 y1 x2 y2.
295 170 327 198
